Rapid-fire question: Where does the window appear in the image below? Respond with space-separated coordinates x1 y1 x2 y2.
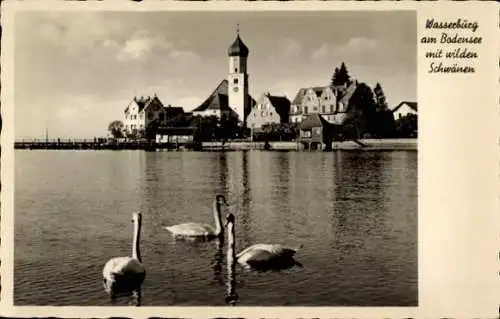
234 78 239 84
235 68 238 72
270 112 273 116
304 106 308 114
321 106 326 113
330 105 335 113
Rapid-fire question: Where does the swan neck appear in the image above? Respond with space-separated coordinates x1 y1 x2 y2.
213 201 223 236
132 217 142 263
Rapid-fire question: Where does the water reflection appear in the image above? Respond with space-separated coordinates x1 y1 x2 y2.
225 217 238 306
239 151 252 247
211 238 224 286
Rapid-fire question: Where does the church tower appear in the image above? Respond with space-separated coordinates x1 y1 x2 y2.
228 25 249 125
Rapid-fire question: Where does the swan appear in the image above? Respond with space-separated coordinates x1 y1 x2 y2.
163 195 226 240
224 213 302 271
102 212 146 301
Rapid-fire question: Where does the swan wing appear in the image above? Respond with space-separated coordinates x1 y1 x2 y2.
103 257 145 280
164 222 215 237
237 244 297 261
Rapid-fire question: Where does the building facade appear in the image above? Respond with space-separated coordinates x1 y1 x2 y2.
123 95 166 134
391 101 418 119
246 92 291 131
289 81 358 125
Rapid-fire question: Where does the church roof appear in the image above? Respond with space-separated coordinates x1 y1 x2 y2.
192 79 256 118
192 80 232 112
228 35 249 57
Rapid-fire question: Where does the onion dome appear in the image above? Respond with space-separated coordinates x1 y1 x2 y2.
228 33 249 57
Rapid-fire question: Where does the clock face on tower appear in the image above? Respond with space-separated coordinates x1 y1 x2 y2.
233 87 239 92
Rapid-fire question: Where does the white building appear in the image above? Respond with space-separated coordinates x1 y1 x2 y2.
289 81 358 125
391 101 418 119
246 92 290 131
123 94 167 135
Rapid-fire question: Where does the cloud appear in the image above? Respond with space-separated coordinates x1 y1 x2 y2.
311 43 330 61
167 50 200 64
281 38 302 57
310 37 378 62
102 31 172 62
335 37 377 56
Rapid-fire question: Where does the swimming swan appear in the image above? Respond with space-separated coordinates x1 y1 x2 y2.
102 212 146 301
225 213 302 271
164 195 226 240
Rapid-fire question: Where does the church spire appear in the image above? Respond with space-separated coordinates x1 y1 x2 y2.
228 23 249 57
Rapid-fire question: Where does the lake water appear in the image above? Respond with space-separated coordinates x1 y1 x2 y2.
14 150 418 306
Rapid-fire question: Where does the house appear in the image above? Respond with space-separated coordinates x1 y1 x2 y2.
298 113 338 150
155 126 197 144
123 94 167 135
392 101 418 119
289 80 358 125
246 92 291 131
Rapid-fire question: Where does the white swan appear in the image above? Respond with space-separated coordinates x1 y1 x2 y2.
224 213 302 271
102 212 146 301
164 195 226 240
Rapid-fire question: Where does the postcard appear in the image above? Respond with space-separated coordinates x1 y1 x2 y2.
1 1 499 318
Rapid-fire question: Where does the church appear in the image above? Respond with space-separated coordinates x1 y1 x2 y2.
192 28 256 126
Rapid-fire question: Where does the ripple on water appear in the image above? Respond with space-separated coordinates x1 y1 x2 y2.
15 150 418 306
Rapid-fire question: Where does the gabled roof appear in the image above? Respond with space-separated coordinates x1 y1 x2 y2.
165 106 185 117
292 84 346 105
267 94 291 116
291 88 307 105
311 87 324 97
124 95 163 113
299 113 331 130
192 79 256 118
392 101 418 112
192 80 231 112
338 81 358 106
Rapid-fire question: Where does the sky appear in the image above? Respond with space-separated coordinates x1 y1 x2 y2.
15 10 416 139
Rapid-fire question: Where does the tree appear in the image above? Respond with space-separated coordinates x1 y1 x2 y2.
127 128 145 140
330 67 341 86
108 120 124 139
337 62 351 86
373 82 389 111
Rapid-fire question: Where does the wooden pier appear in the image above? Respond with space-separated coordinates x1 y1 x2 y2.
14 139 199 151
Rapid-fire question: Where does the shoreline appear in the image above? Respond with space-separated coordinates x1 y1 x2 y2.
14 138 417 151
203 139 417 151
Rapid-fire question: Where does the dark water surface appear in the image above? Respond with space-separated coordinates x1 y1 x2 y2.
15 150 418 306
